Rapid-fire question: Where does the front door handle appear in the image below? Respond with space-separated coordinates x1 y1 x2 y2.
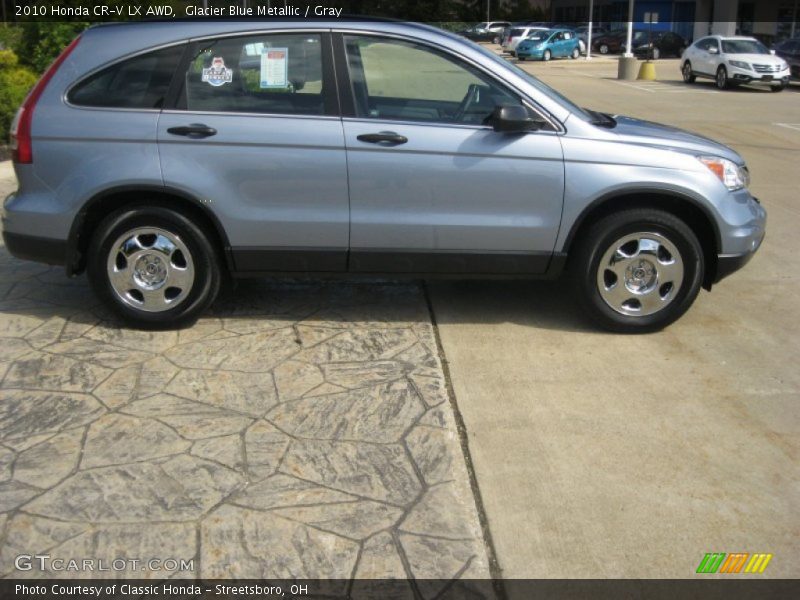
357 132 408 145
167 124 217 139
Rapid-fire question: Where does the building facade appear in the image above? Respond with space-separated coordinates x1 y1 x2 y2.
549 0 799 43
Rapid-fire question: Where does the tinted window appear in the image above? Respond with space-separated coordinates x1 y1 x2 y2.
721 39 769 54
181 34 325 115
68 45 183 109
344 36 522 125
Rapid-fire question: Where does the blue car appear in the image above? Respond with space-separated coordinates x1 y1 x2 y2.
517 29 581 61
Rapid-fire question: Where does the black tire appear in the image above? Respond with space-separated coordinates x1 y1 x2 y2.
682 61 696 83
570 209 704 333
716 65 729 90
518 56 525 62
87 206 222 329
771 82 787 92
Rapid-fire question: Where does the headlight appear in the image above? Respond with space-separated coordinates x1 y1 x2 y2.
698 156 749 191
780 61 789 70
728 60 750 70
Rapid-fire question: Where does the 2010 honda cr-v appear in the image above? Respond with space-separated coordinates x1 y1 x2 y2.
2 21 766 332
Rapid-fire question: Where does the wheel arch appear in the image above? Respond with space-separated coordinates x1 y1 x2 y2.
561 190 721 290
66 185 233 276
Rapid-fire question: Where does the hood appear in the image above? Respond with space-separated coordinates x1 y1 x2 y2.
724 53 784 65
610 115 743 163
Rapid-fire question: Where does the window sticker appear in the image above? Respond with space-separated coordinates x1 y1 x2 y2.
202 57 233 87
260 48 289 88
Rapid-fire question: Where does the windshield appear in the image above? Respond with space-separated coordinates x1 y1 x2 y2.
527 32 550 41
467 40 593 121
722 39 769 54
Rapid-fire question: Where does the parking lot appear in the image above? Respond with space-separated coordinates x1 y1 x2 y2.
429 49 800 582
0 49 798 590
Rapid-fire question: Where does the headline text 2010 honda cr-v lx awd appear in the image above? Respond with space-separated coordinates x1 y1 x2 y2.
2 21 766 332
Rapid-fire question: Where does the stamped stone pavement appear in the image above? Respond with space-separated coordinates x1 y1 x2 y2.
0 165 491 594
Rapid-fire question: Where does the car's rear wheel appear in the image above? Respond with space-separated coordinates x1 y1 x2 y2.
543 49 552 61
570 47 580 59
87 206 222 329
493 36 501 44
682 61 696 83
518 55 525 61
716 65 729 89
599 44 609 54
652 47 661 60
571 209 704 333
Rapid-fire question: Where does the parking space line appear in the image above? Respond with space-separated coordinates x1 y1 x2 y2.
774 122 800 132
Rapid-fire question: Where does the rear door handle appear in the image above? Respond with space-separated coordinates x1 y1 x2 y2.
357 132 408 145
167 124 217 139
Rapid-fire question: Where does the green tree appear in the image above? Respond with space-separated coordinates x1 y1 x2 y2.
0 48 37 141
15 22 89 73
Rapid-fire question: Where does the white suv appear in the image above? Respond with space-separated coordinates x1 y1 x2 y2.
681 35 791 91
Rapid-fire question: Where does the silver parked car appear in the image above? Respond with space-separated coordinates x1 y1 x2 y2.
3 21 766 332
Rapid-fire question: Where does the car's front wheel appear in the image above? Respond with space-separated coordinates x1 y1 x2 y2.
87 206 222 329
571 209 704 333
599 44 609 54
543 49 552 61
771 81 787 92
716 65 729 89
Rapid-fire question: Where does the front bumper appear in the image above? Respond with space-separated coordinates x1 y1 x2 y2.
517 47 545 59
727 65 791 85
712 195 766 284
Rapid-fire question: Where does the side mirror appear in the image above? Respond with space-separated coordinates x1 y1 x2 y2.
708 47 719 54
489 105 539 133
770 49 776 55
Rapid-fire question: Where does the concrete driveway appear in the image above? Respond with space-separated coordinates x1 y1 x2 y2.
0 161 491 591
430 54 799 582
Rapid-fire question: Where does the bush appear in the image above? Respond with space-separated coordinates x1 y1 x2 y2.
0 50 38 142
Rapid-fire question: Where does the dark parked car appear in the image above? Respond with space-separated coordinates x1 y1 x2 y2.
633 31 688 59
773 38 800 78
592 31 646 54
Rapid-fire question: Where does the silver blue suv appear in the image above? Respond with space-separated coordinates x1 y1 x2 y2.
2 21 766 332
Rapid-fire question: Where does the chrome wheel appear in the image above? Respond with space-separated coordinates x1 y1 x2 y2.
596 232 684 317
543 49 552 61
716 66 728 89
107 227 195 313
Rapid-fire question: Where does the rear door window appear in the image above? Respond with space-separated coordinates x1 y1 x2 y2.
179 33 328 116
68 45 184 109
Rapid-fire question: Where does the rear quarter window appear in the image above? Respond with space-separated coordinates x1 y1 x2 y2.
68 45 184 109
